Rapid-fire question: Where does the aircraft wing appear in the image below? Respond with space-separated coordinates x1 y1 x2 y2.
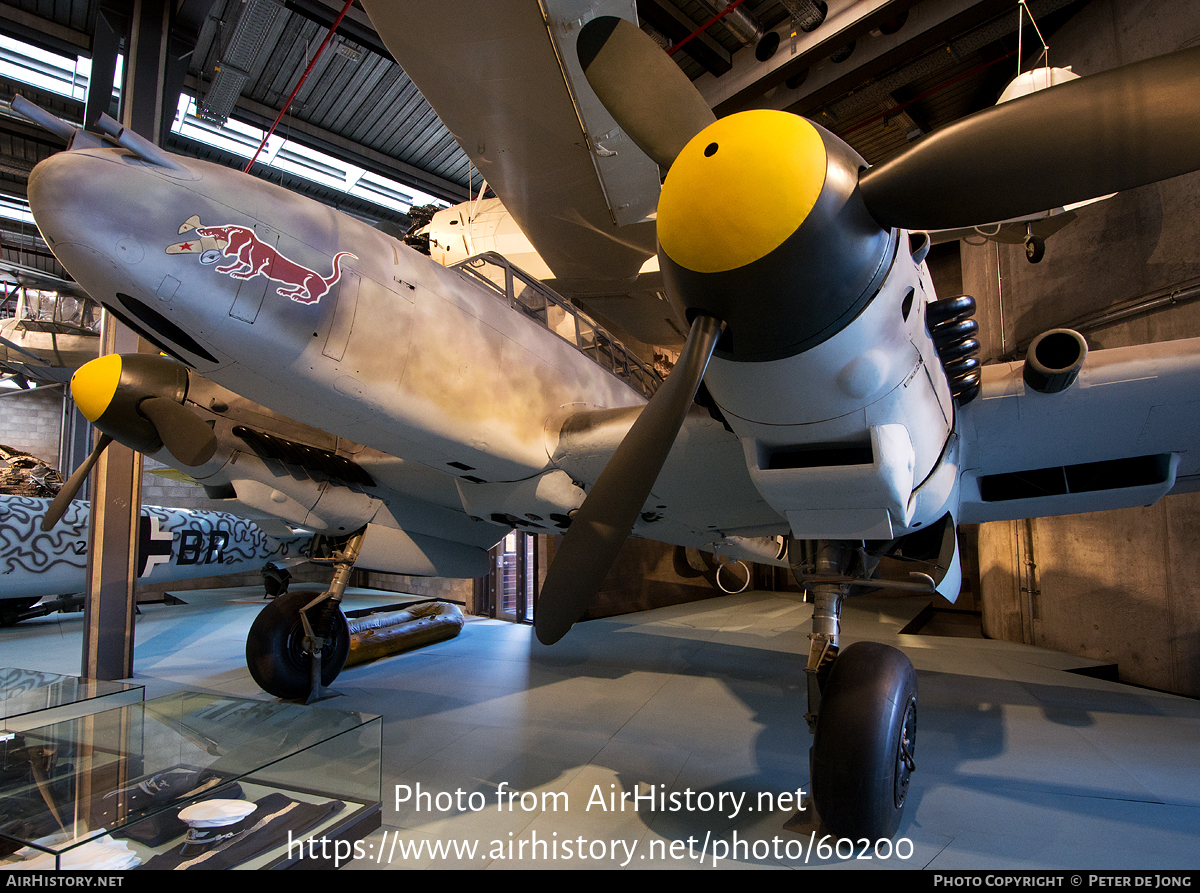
548 403 789 567
84 368 782 576
958 338 1200 523
0 259 89 298
361 1 679 343
161 374 502 579
43 358 507 582
929 208 1079 246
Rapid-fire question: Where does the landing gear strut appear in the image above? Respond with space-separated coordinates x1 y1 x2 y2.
246 527 364 701
791 539 918 839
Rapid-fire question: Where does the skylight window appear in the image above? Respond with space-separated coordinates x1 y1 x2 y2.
0 34 446 218
0 35 98 102
170 95 446 216
0 194 35 225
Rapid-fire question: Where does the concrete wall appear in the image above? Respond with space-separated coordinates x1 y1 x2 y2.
966 0 1200 696
0 386 64 464
359 570 476 610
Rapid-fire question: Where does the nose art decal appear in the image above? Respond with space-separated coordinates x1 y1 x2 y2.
166 215 356 305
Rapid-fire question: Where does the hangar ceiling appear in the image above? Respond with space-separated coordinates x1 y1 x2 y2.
0 0 1090 282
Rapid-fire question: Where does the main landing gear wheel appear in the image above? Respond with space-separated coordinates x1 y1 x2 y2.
246 590 350 700
810 641 917 839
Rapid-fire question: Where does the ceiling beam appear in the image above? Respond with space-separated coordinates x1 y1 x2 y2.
281 0 394 61
0 3 92 57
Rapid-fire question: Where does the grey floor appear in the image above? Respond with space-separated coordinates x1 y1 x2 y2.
3 586 1199 870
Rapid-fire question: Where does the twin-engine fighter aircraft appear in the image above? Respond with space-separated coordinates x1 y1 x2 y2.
17 1 1200 840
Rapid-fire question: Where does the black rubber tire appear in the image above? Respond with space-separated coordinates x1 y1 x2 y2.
245 590 350 699
810 641 917 839
1025 235 1045 263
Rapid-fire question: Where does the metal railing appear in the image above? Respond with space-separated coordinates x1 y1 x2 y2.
453 252 661 399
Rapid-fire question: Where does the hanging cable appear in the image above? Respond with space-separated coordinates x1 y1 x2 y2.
244 0 354 173
667 0 750 57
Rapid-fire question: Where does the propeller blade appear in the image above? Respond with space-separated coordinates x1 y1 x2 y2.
42 433 112 530
535 314 725 645
858 45 1200 230
577 16 715 169
139 396 217 467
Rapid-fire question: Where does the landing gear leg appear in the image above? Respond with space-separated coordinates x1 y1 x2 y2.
791 539 918 840
246 528 364 701
800 543 847 734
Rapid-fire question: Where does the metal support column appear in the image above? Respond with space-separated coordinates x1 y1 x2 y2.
81 0 172 681
82 318 142 680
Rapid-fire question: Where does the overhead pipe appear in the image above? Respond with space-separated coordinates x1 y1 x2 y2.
667 0 751 57
691 0 763 47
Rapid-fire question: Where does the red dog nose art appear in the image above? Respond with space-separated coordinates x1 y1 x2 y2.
167 216 355 305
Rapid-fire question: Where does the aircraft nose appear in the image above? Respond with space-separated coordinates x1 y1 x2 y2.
657 110 893 363
27 150 122 248
71 354 125 424
27 149 195 314
28 148 91 208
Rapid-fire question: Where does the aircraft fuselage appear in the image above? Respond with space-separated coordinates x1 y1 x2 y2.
28 140 961 561
30 148 643 488
0 495 305 601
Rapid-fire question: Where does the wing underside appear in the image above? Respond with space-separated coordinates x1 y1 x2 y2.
551 404 789 564
958 338 1200 523
361 0 683 344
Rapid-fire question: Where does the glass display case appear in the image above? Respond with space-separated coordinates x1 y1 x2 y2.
1 668 144 733
0 691 382 870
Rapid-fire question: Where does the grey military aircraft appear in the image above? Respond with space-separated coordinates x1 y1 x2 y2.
14 2 1200 842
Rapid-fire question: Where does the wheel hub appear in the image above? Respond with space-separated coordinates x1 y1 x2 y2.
286 619 339 663
894 696 917 807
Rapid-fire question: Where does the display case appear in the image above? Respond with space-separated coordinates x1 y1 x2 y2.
0 691 382 870
1 667 144 733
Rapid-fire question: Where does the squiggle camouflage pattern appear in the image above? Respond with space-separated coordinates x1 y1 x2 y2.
0 496 308 600
0 497 88 584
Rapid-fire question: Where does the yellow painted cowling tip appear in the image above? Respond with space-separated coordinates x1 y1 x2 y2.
70 354 123 422
658 110 827 274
